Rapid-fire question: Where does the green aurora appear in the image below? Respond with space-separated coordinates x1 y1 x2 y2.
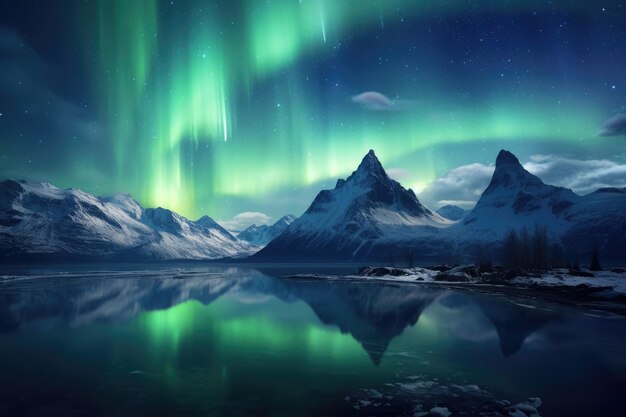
1 0 624 221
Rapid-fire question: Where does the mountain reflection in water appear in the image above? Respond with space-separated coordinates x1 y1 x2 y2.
0 267 557 361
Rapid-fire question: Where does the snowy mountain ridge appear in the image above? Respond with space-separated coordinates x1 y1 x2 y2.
436 205 467 221
459 150 580 240
237 214 297 246
0 179 255 261
253 150 453 262
2 149 624 263
255 149 626 263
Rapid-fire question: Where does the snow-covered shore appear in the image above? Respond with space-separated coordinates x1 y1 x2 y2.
288 265 626 306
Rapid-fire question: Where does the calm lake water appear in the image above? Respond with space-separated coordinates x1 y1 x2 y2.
1 265 625 416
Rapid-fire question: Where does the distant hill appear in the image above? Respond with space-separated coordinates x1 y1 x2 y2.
237 214 296 246
436 205 467 221
0 180 255 261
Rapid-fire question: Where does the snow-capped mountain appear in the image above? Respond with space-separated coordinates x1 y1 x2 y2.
2 149 623 263
139 207 254 260
0 180 254 261
254 149 625 263
253 150 452 262
456 150 626 262
436 205 467 221
460 150 580 240
237 214 297 246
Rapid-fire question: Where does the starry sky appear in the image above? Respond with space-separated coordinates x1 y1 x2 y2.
0 1 625 228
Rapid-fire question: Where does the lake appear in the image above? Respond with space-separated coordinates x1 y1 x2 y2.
1 265 625 416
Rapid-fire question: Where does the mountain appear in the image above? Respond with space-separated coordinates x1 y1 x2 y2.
2 149 623 263
139 207 254 260
237 214 297 246
461 150 579 240
458 150 626 262
560 187 626 262
0 180 254 261
253 150 452 262
436 205 467 221
254 149 625 263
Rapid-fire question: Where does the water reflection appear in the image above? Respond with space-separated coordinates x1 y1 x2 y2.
1 266 626 416
0 267 566 361
475 296 556 357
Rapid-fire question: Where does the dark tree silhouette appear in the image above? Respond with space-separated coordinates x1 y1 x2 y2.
406 250 415 268
502 224 560 272
503 229 520 269
475 244 493 272
590 245 602 271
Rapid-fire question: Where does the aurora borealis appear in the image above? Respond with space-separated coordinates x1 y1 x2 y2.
0 1 625 223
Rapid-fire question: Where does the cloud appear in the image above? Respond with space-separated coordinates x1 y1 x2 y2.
218 212 272 231
351 91 414 111
418 163 494 209
386 167 411 181
523 155 626 195
418 154 626 210
597 113 626 136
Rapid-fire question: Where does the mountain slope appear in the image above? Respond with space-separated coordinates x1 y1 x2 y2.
436 205 467 221
237 214 296 246
560 187 626 261
460 150 579 240
139 207 254 260
0 180 254 261
253 150 451 262
456 150 626 262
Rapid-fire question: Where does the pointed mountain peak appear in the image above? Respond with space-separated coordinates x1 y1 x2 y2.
276 214 296 224
484 149 543 194
351 149 388 182
360 149 381 165
495 149 522 168
195 215 218 227
195 215 233 235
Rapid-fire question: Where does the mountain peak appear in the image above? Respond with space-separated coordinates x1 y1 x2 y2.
495 149 521 168
486 149 538 191
277 214 297 224
351 149 388 182
436 205 467 221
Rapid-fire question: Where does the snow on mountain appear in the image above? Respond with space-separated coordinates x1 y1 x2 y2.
436 205 467 221
0 180 154 257
237 214 296 246
459 150 580 241
453 150 626 262
139 207 255 260
253 150 452 262
255 149 626 263
560 187 626 261
2 149 624 263
0 179 254 261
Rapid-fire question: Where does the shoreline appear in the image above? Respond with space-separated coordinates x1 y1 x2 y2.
281 269 626 316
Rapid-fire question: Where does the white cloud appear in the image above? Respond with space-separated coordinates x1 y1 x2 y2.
218 212 272 232
418 154 626 210
387 167 411 181
418 163 494 209
351 91 415 111
523 155 626 195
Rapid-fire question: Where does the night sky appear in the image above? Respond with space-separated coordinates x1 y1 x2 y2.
0 1 625 228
